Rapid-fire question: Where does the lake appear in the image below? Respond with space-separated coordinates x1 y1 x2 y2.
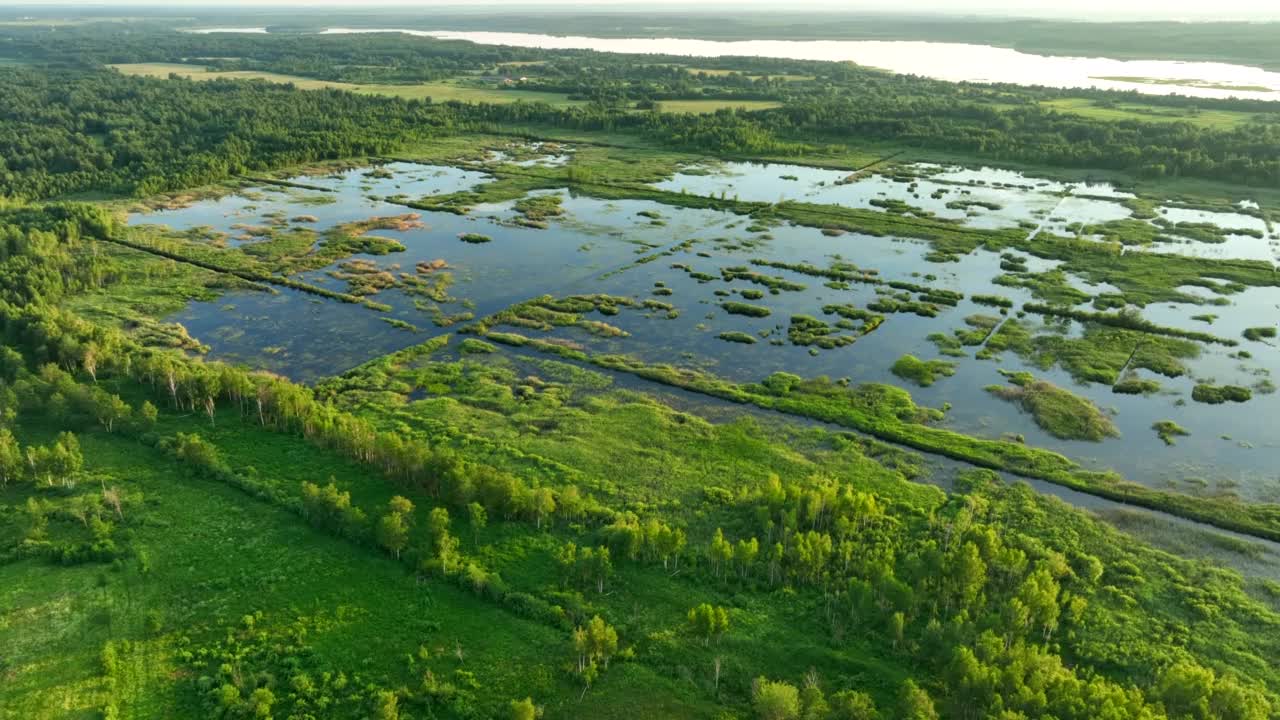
316 28 1280 100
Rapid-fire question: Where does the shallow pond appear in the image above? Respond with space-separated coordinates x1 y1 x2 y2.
656 161 1280 264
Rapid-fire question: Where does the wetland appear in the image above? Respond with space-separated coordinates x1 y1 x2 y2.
115 141 1280 524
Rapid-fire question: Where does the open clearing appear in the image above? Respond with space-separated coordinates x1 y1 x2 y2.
652 98 783 113
1042 97 1266 129
111 63 782 113
110 63 587 106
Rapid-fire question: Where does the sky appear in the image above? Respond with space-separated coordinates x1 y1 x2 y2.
8 0 1280 21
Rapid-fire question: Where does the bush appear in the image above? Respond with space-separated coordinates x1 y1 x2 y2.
1243 326 1277 341
721 301 772 318
1191 383 1252 404
891 354 956 387
460 338 497 354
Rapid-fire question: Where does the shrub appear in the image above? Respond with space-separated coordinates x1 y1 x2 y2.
1191 383 1252 404
720 301 772 318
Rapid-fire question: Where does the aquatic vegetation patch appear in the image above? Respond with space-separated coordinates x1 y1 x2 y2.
104 229 392 311
1022 304 1236 346
955 314 1003 345
717 331 757 344
1022 236 1280 306
866 294 942 318
820 304 885 334
1152 420 1190 446
458 232 492 244
984 321 1198 386
328 259 399 296
787 315 857 349
1243 326 1277 342
869 197 934 218
986 371 1120 442
994 270 1090 306
971 294 1014 309
379 317 419 332
1191 383 1253 404
641 299 675 312
1113 375 1161 395
721 266 807 293
748 259 963 314
1151 217 1265 244
479 294 660 336
750 258 882 286
580 320 629 338
416 258 450 273
459 338 498 354
512 193 565 227
337 213 426 236
237 227 321 264
999 253 1030 273
946 199 1003 211
720 301 772 318
927 333 967 358
891 355 957 387
1071 216 1262 247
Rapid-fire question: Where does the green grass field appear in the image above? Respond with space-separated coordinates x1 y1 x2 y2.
109 64 786 114
652 99 783 113
1042 97 1264 130
685 68 814 82
109 63 587 106
0 398 733 720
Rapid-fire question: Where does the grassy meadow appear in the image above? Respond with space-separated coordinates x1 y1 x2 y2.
109 63 587 106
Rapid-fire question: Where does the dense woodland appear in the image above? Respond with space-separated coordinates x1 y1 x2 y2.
0 67 470 198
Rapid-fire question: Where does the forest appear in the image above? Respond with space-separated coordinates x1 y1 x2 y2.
3 24 1280 201
2 12 1280 720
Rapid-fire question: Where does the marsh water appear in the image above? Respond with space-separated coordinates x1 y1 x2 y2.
130 152 1280 511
